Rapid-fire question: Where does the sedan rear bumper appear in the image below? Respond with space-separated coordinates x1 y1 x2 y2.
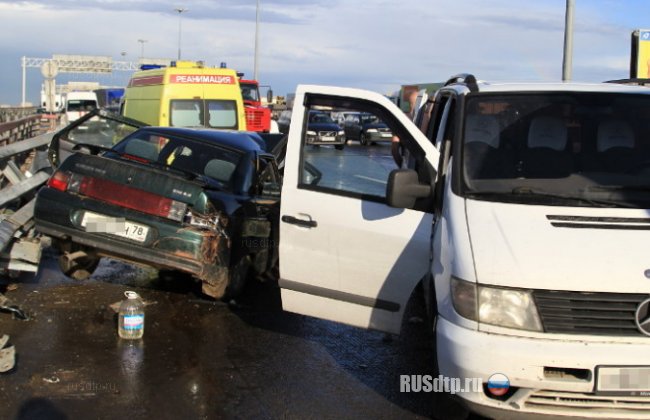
36 220 205 276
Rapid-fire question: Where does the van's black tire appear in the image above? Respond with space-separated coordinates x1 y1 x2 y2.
425 275 470 419
222 255 251 301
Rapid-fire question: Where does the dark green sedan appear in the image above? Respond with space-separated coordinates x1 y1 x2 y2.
35 126 281 299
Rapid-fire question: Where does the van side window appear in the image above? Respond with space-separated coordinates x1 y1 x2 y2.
428 95 451 148
298 102 425 203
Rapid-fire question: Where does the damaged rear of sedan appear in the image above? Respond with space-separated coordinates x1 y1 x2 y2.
34 127 281 299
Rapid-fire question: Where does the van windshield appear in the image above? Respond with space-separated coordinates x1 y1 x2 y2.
170 99 238 129
67 100 97 112
461 92 650 208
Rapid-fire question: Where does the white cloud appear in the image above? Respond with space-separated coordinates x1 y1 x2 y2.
0 0 641 104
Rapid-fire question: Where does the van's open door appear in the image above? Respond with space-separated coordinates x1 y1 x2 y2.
279 85 439 334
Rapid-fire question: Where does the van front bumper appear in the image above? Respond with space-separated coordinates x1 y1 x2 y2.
436 317 650 419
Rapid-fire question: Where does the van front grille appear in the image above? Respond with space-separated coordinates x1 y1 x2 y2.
525 390 650 415
533 290 650 336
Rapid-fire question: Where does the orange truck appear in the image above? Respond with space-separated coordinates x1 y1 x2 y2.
239 78 272 133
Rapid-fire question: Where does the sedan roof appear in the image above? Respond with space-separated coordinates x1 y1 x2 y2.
142 127 266 153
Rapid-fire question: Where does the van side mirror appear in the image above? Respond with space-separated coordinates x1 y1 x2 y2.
386 169 432 208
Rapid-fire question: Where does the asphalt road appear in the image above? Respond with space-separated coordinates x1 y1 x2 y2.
0 250 480 420
304 141 397 197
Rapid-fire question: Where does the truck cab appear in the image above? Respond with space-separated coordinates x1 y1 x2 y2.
64 91 98 124
279 79 650 419
239 79 272 133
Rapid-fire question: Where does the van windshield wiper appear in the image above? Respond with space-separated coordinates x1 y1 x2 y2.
466 188 636 208
511 187 640 207
586 185 650 192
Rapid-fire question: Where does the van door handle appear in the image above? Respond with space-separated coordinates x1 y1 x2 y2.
281 215 318 228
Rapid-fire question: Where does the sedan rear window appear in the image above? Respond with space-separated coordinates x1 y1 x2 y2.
113 132 243 188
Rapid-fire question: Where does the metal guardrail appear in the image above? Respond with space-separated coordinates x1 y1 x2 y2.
0 115 41 146
0 113 59 274
0 107 38 124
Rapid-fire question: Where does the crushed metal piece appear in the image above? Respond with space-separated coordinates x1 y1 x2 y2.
0 293 29 320
0 335 15 373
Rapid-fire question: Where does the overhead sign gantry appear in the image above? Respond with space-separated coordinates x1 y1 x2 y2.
21 54 171 106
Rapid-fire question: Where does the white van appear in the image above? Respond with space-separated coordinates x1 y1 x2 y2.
279 78 650 419
64 91 98 124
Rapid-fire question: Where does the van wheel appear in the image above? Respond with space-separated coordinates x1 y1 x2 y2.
423 273 438 337
222 255 251 301
424 275 470 419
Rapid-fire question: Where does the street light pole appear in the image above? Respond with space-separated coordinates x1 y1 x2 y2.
562 0 575 81
137 39 148 59
254 0 260 80
174 7 188 61
21 56 26 107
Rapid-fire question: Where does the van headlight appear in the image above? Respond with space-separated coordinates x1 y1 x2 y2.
451 277 543 332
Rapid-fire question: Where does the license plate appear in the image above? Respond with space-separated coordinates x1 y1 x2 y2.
321 136 335 142
381 132 392 138
81 212 149 243
597 366 650 395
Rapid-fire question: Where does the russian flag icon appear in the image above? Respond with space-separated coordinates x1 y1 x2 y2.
487 373 510 396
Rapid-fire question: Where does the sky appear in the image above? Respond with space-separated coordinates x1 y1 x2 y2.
0 0 648 106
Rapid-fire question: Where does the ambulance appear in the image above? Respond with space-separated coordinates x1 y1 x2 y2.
121 61 247 130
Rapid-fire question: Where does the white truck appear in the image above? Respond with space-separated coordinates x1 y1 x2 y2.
279 77 650 419
63 91 98 124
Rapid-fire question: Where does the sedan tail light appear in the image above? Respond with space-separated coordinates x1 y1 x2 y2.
47 171 70 192
47 171 187 222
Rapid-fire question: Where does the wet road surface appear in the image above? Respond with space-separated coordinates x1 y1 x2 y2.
0 250 482 420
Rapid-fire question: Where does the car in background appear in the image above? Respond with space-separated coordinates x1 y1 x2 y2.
63 91 99 124
331 111 357 127
35 126 281 299
305 111 346 150
343 112 392 145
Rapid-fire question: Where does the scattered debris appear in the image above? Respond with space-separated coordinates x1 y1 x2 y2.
0 334 15 373
42 375 60 384
0 292 29 320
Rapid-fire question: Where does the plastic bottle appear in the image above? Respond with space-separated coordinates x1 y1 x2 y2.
118 291 145 339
